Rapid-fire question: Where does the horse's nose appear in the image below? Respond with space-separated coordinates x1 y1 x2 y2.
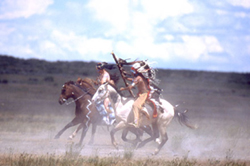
58 98 63 105
59 98 66 105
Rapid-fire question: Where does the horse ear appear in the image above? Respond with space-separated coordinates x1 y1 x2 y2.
76 77 81 83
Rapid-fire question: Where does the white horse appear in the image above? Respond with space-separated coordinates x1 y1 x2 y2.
91 82 196 155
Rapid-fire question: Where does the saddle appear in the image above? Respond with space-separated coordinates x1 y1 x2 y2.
140 100 157 118
146 99 158 118
142 98 164 118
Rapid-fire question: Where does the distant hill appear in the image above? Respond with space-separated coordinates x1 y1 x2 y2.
0 55 97 76
1 54 250 87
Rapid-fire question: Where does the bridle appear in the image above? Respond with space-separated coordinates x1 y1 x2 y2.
63 93 86 105
62 84 91 105
94 83 109 102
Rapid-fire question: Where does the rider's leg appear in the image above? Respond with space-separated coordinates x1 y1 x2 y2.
104 98 112 113
132 93 148 127
104 98 112 124
132 100 140 128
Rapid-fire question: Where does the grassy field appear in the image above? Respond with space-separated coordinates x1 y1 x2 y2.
0 61 250 165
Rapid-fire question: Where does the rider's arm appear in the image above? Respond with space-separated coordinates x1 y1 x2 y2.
124 76 133 81
120 76 139 91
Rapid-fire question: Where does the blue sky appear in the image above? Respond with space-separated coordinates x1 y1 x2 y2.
0 0 250 73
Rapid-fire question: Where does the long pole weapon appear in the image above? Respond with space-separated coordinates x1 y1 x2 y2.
111 52 135 98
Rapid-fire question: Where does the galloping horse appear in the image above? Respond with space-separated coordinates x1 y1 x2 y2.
55 78 149 146
92 82 196 155
55 79 105 145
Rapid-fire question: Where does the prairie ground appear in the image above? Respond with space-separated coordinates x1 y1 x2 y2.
0 73 249 165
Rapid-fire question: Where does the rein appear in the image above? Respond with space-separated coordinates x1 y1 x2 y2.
65 93 85 105
64 86 92 106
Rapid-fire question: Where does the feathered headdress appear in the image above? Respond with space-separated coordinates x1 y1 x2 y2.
119 58 160 85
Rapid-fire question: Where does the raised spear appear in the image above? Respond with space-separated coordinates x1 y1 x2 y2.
111 52 135 98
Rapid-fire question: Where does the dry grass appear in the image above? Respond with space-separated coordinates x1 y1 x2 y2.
0 152 248 166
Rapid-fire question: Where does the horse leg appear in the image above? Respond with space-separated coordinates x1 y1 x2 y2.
77 119 91 146
54 117 80 139
68 123 83 140
121 128 129 142
88 124 97 145
121 127 142 147
141 125 153 136
153 126 168 155
110 121 126 150
137 122 159 149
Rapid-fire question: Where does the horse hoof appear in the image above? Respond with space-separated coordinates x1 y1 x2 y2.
113 144 119 150
152 149 159 155
114 144 119 150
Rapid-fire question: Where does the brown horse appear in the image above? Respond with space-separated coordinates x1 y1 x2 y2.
55 78 150 146
55 79 105 145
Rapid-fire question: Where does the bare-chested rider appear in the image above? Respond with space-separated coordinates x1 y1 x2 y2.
96 62 115 125
120 62 150 128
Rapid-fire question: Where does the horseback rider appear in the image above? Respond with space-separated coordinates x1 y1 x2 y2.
120 60 163 128
133 60 163 115
120 62 151 128
95 62 116 125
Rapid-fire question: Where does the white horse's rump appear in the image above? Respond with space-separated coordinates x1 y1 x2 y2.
92 83 195 155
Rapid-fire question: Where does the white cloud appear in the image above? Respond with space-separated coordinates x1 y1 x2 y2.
227 0 250 8
171 35 224 62
86 0 194 62
1 43 34 58
50 30 113 60
87 0 193 35
87 0 130 34
0 0 53 19
164 35 175 41
115 35 224 63
142 0 193 20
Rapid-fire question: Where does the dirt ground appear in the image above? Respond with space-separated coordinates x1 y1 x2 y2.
0 73 250 163
0 109 249 162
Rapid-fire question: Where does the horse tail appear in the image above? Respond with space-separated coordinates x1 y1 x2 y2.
174 109 197 129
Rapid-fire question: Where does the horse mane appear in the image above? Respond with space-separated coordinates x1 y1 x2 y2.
79 77 96 90
76 77 96 96
107 82 134 98
65 80 75 85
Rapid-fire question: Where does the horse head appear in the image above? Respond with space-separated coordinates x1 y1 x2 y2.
58 81 75 105
92 82 110 103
